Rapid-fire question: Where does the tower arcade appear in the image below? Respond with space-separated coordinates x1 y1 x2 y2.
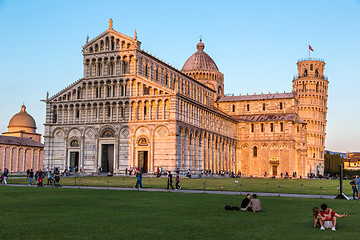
292 58 328 175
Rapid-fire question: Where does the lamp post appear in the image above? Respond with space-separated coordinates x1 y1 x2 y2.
335 164 349 200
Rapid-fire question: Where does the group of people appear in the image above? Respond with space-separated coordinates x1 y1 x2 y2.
133 169 181 190
166 171 181 190
26 168 61 187
240 194 262 212
312 204 347 231
350 175 360 200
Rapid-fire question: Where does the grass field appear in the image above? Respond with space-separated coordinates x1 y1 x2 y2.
6 176 355 196
0 186 358 240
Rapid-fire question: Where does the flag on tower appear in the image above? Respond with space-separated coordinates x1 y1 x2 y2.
309 45 314 51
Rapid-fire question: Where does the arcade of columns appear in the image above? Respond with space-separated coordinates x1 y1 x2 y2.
0 146 42 172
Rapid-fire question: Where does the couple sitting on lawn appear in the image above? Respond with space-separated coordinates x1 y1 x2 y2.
240 194 261 212
312 204 347 231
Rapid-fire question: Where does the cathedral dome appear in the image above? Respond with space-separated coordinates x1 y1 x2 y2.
182 40 219 71
8 105 37 133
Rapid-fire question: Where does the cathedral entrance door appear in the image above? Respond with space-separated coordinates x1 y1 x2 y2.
101 144 114 173
138 151 148 173
70 152 79 171
272 165 278 176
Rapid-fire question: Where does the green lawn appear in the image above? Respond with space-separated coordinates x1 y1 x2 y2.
0 186 358 240
7 176 355 196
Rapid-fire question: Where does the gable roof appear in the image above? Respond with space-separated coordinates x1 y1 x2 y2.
0 135 44 148
218 92 295 102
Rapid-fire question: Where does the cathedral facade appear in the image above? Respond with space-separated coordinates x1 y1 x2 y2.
43 20 328 177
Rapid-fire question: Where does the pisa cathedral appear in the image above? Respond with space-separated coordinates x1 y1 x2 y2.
43 20 328 177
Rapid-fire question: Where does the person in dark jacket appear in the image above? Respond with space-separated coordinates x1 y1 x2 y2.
167 171 174 190
29 169 34 185
241 194 251 210
350 176 358 200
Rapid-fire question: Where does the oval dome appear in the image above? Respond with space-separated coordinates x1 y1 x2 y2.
182 40 219 71
8 105 37 131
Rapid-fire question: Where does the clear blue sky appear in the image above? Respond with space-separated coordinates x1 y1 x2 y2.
0 0 359 152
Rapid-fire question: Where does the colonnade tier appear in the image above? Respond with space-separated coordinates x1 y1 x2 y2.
178 126 237 173
48 95 238 140
0 146 43 172
52 76 215 107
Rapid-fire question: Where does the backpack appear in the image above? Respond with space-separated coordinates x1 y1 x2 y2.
225 205 240 211
225 205 232 211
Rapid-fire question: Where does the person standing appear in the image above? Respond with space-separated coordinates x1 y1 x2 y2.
29 169 34 185
167 171 174 190
135 169 143 189
175 172 181 190
350 176 358 200
356 175 360 200
35 170 39 184
47 171 53 186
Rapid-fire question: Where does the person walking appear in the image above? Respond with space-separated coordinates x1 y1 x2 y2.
167 171 174 190
3 168 8 184
135 169 143 189
29 169 34 185
35 170 39 184
175 172 181 190
350 176 358 200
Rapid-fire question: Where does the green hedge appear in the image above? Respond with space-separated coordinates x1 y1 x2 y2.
344 170 360 178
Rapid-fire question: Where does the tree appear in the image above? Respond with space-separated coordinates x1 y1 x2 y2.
324 151 344 176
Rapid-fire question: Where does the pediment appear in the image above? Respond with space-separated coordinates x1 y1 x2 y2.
82 29 141 54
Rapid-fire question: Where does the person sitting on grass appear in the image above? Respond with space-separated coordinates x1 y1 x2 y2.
319 203 347 231
240 194 251 211
312 207 322 227
246 194 261 212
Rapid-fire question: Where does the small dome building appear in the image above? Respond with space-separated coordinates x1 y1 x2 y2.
182 40 224 99
3 105 42 142
0 104 43 173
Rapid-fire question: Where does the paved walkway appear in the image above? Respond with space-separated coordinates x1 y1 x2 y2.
3 183 338 199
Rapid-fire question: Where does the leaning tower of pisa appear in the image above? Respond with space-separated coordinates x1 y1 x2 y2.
292 58 328 175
